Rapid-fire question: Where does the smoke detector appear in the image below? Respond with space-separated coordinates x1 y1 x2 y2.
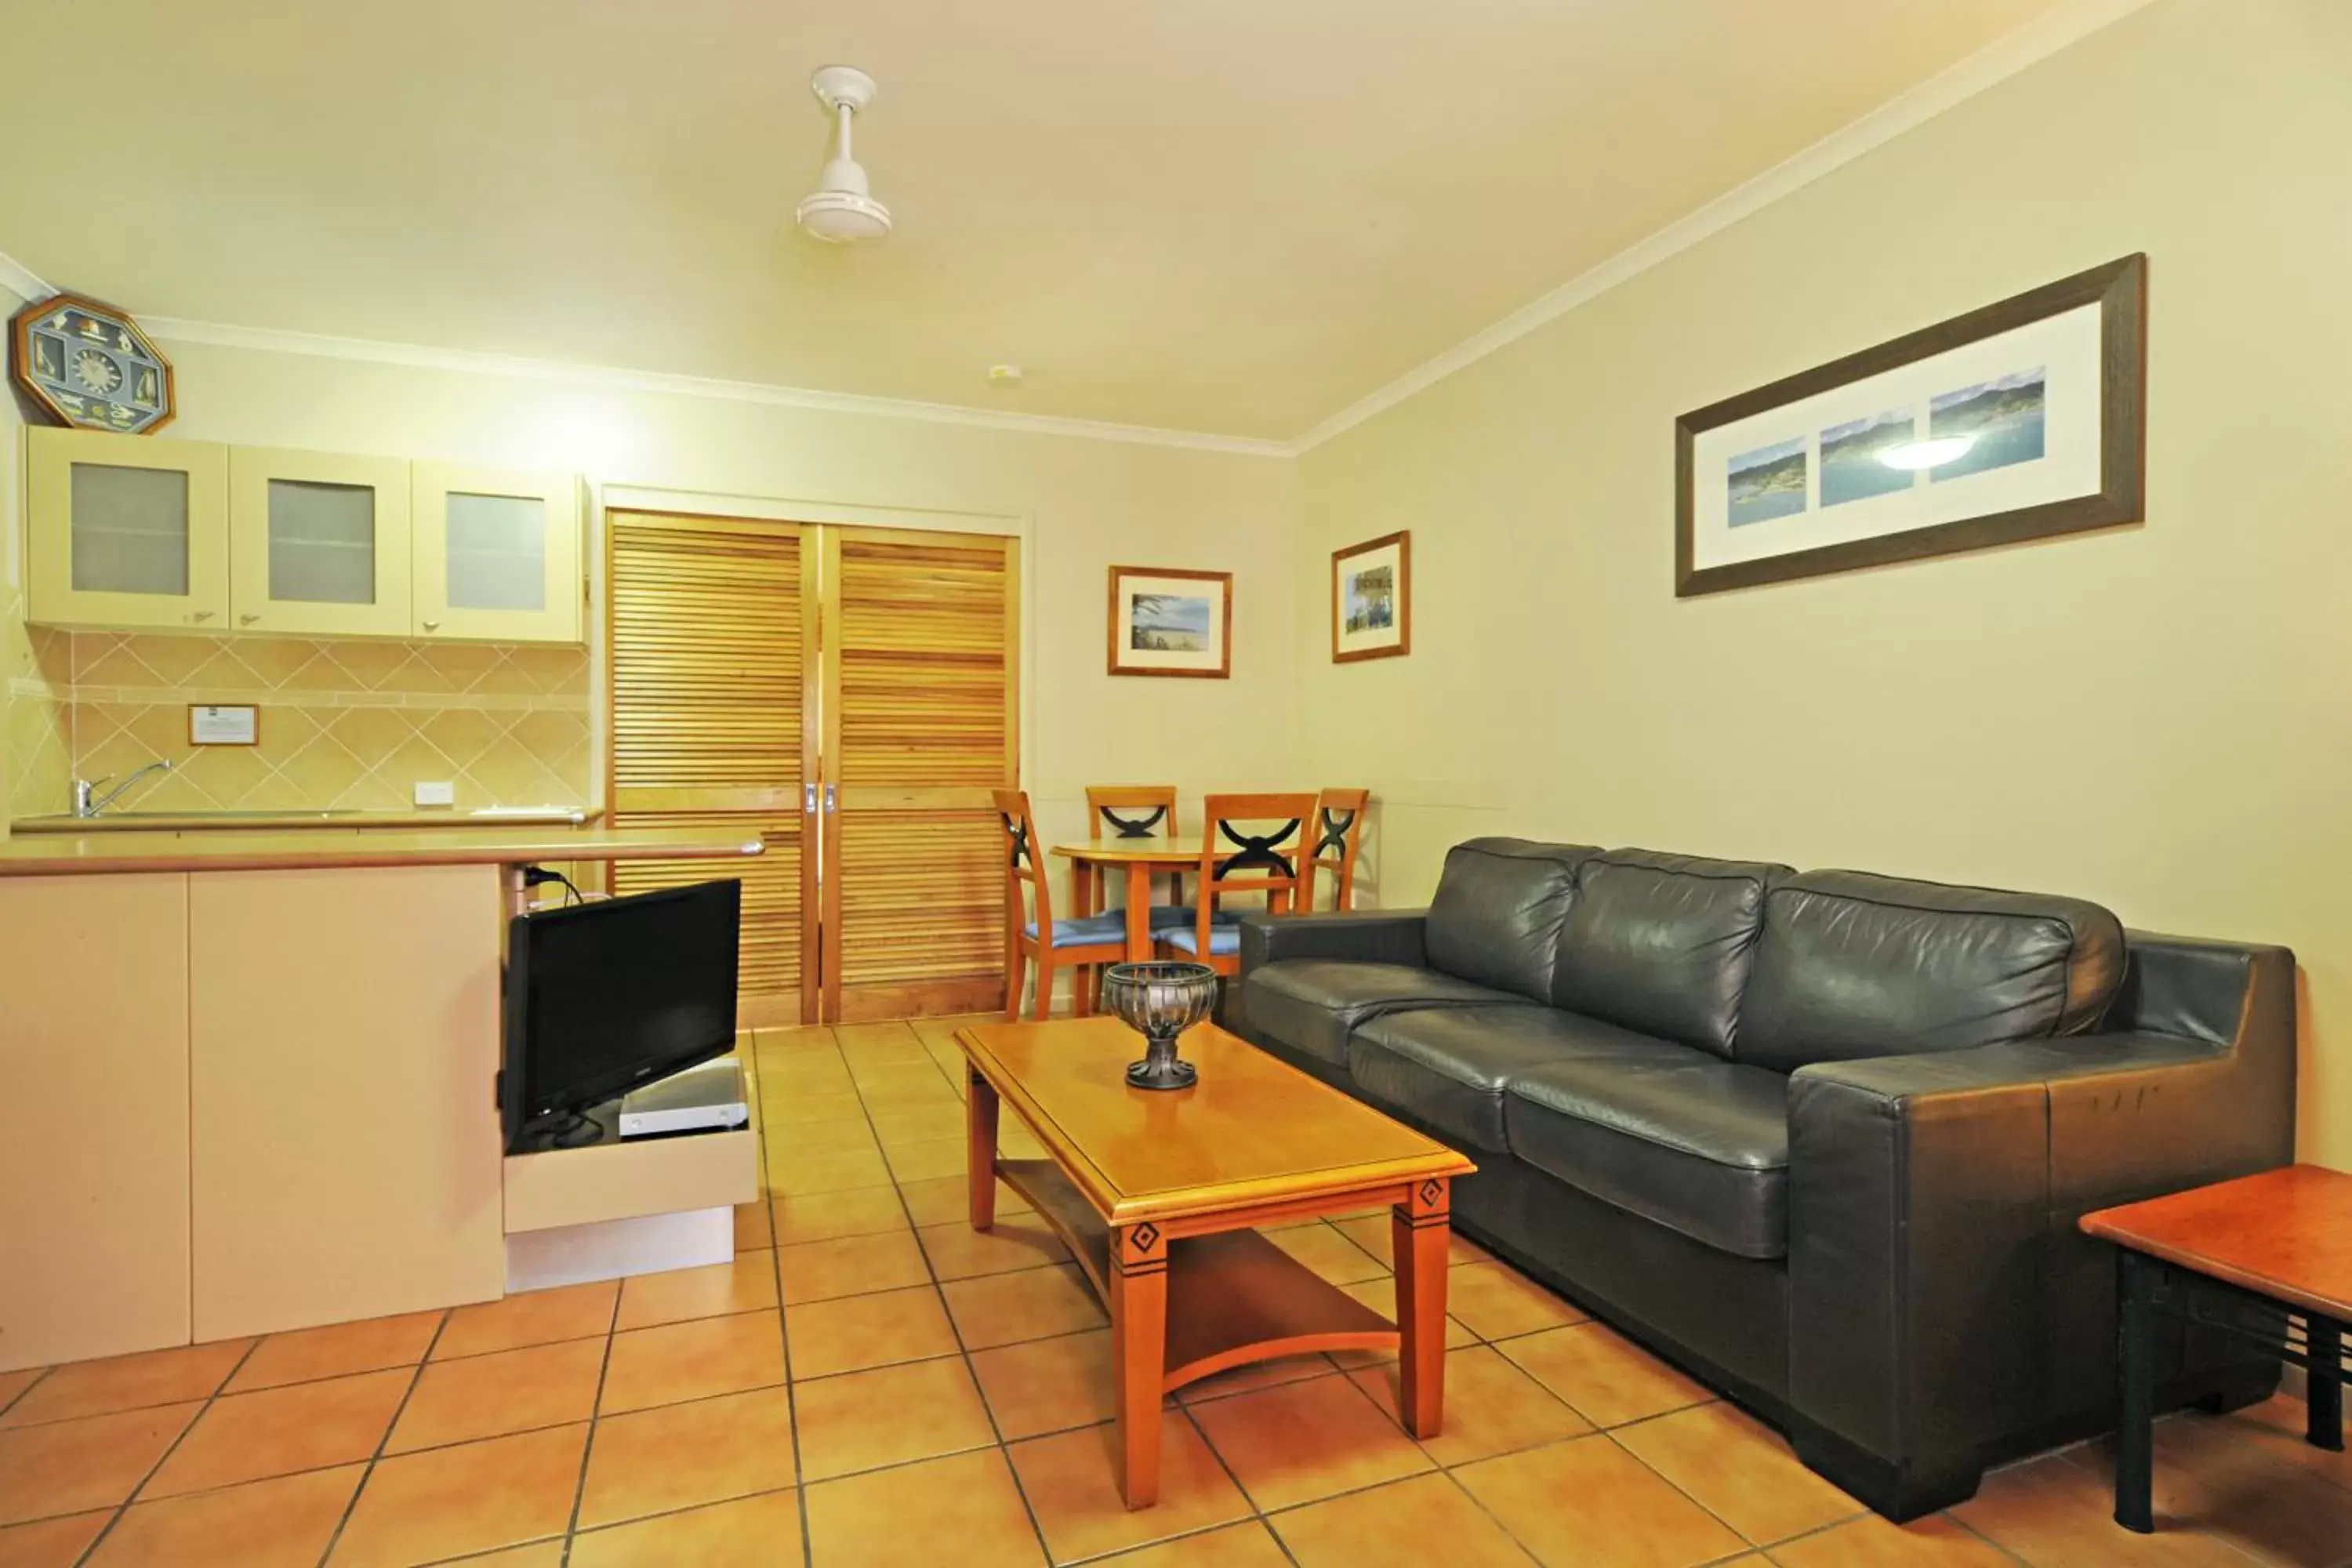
796 66 892 245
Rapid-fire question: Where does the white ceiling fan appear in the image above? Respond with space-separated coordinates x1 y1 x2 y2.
796 65 892 245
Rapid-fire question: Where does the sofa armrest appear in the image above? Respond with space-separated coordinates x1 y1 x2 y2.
1784 950 2292 1510
1237 909 1429 971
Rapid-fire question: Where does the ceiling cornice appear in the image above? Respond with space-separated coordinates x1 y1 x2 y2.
1287 0 2159 454
0 0 2150 462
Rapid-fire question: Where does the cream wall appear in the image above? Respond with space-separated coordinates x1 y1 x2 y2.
31 336 1295 847
1294 0 2352 1162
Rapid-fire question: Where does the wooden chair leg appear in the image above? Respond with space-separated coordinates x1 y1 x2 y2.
1004 945 1024 1022
1073 964 1094 1019
1033 960 1056 1021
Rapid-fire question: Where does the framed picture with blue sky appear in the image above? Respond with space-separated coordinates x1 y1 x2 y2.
1107 564 1232 677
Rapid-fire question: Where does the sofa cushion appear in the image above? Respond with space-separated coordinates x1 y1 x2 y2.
1505 1053 1791 1260
1348 1005 1687 1154
1549 850 1786 1058
1243 960 1522 1069
1424 839 1595 1002
1739 869 2128 1073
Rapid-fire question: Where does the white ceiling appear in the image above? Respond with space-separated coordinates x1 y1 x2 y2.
1 0 2090 441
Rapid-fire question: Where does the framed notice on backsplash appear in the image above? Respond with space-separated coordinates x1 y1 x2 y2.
189 705 259 746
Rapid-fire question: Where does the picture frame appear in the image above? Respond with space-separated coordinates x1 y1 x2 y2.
1331 530 1411 663
1106 565 1232 678
1675 253 2146 598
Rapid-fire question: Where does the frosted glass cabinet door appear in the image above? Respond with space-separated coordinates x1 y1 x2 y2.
25 427 230 630
227 448 413 637
411 463 581 644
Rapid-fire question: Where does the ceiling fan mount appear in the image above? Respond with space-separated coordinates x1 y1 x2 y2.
797 65 892 245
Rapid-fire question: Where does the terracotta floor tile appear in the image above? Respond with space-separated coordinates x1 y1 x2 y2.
578 1385 797 1528
1010 1413 1251 1564
0 1372 42 1421
1090 1522 1292 1567
388 1337 605 1452
441 1545 568 1568
600 1310 786 1415
851 1067 962 1112
1172 1356 1337 1406
0 1340 249 1428
736 1200 777 1250
787 1285 962 1379
757 1022 842 1053
1617 1401 1863 1544
883 1137 972 1185
1348 1344 1590 1465
2219 1394 2352 1490
2060 1419 2352 1568
0 1511 110 1568
1498 1322 1712 1428
1189 1372 1432 1511
837 1020 927 1055
944 1264 1108 1350
0 1402 201 1525
774 1185 914 1247
870 1105 967 1147
89 1463 361 1568
900 1174 1034 1228
434 1279 616 1360
615 1251 781 1330
1445 1262 1588 1341
779 1230 933 1305
770 1118 884 1156
328 1422 585 1568
761 1091 868 1126
1329 1278 1478 1366
1271 1471 1539 1567
796 1356 999 1481
145 1366 412 1497
1454 1434 1747 1568
1955 1448 2257 1566
1264 1223 1390 1286
770 1144 895 1197
919 1217 1071 1282
226 1310 443 1392
571 1488 804 1567
1330 1215 1492 1269
971 1329 1118 1441
804 1446 1045 1568
1766 1513 2016 1567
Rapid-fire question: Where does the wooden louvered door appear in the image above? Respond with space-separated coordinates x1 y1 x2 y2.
608 513 818 1025
820 526 1020 1022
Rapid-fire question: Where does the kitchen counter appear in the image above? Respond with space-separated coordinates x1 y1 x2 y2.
0 824 760 877
10 807 604 834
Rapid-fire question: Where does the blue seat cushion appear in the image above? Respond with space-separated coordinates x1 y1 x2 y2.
1023 912 1127 946
1159 923 1241 956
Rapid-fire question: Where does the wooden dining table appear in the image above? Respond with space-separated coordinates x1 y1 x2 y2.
1052 834 1199 962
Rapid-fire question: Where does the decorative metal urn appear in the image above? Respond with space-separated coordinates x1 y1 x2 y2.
1102 961 1218 1091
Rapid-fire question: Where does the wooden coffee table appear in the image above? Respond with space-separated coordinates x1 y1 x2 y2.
2082 1164 2351 1533
955 1016 1475 1508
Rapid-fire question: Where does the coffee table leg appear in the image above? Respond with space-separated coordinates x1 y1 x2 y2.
966 1071 999 1232
2309 1316 2345 1452
2115 1250 2157 1533
1393 1177 1450 1439
1110 1221 1168 1508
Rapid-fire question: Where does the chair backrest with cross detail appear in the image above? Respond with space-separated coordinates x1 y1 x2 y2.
1306 787 1370 911
1086 785 1178 841
991 789 1058 945
1157 791 1316 974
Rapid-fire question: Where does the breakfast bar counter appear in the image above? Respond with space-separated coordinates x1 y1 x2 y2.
0 824 763 1371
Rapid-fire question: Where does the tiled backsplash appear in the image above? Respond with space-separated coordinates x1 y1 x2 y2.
11 631 591 818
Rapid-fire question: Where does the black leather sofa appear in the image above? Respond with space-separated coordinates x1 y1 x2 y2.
1232 839 2296 1519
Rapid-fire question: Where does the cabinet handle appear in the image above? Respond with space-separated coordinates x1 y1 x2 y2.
824 782 838 815
804 782 818 815
189 611 213 623
239 614 260 626
422 620 441 632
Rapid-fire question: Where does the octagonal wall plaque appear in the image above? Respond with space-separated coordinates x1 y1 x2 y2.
9 291 176 434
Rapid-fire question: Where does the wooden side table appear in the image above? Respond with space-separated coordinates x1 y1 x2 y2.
2081 1164 2352 1533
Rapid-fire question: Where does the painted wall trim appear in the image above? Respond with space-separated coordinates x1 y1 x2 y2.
1287 0 2159 454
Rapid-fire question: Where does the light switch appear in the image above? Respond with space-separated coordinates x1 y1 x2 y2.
413 781 456 808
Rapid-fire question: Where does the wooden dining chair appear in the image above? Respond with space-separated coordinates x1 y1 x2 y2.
1085 783 1189 924
1155 791 1316 975
993 789 1126 1020
1305 787 1370 911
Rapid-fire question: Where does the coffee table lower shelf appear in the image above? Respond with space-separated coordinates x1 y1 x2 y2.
995 1157 1399 1388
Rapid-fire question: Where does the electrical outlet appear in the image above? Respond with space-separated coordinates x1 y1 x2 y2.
413 781 456 808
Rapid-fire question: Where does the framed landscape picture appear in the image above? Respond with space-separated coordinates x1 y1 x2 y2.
1107 565 1231 678
1331 531 1410 662
1675 253 2146 597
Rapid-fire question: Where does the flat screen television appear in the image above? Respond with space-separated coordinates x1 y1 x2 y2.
501 879 742 1149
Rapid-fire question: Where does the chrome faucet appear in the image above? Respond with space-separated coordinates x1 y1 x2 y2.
73 760 175 819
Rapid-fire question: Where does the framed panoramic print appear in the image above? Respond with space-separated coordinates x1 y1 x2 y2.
1332 530 1410 662
1107 565 1232 678
1675 253 2145 597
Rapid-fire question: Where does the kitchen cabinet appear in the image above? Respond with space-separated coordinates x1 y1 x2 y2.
412 462 582 644
227 445 413 638
26 426 230 631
